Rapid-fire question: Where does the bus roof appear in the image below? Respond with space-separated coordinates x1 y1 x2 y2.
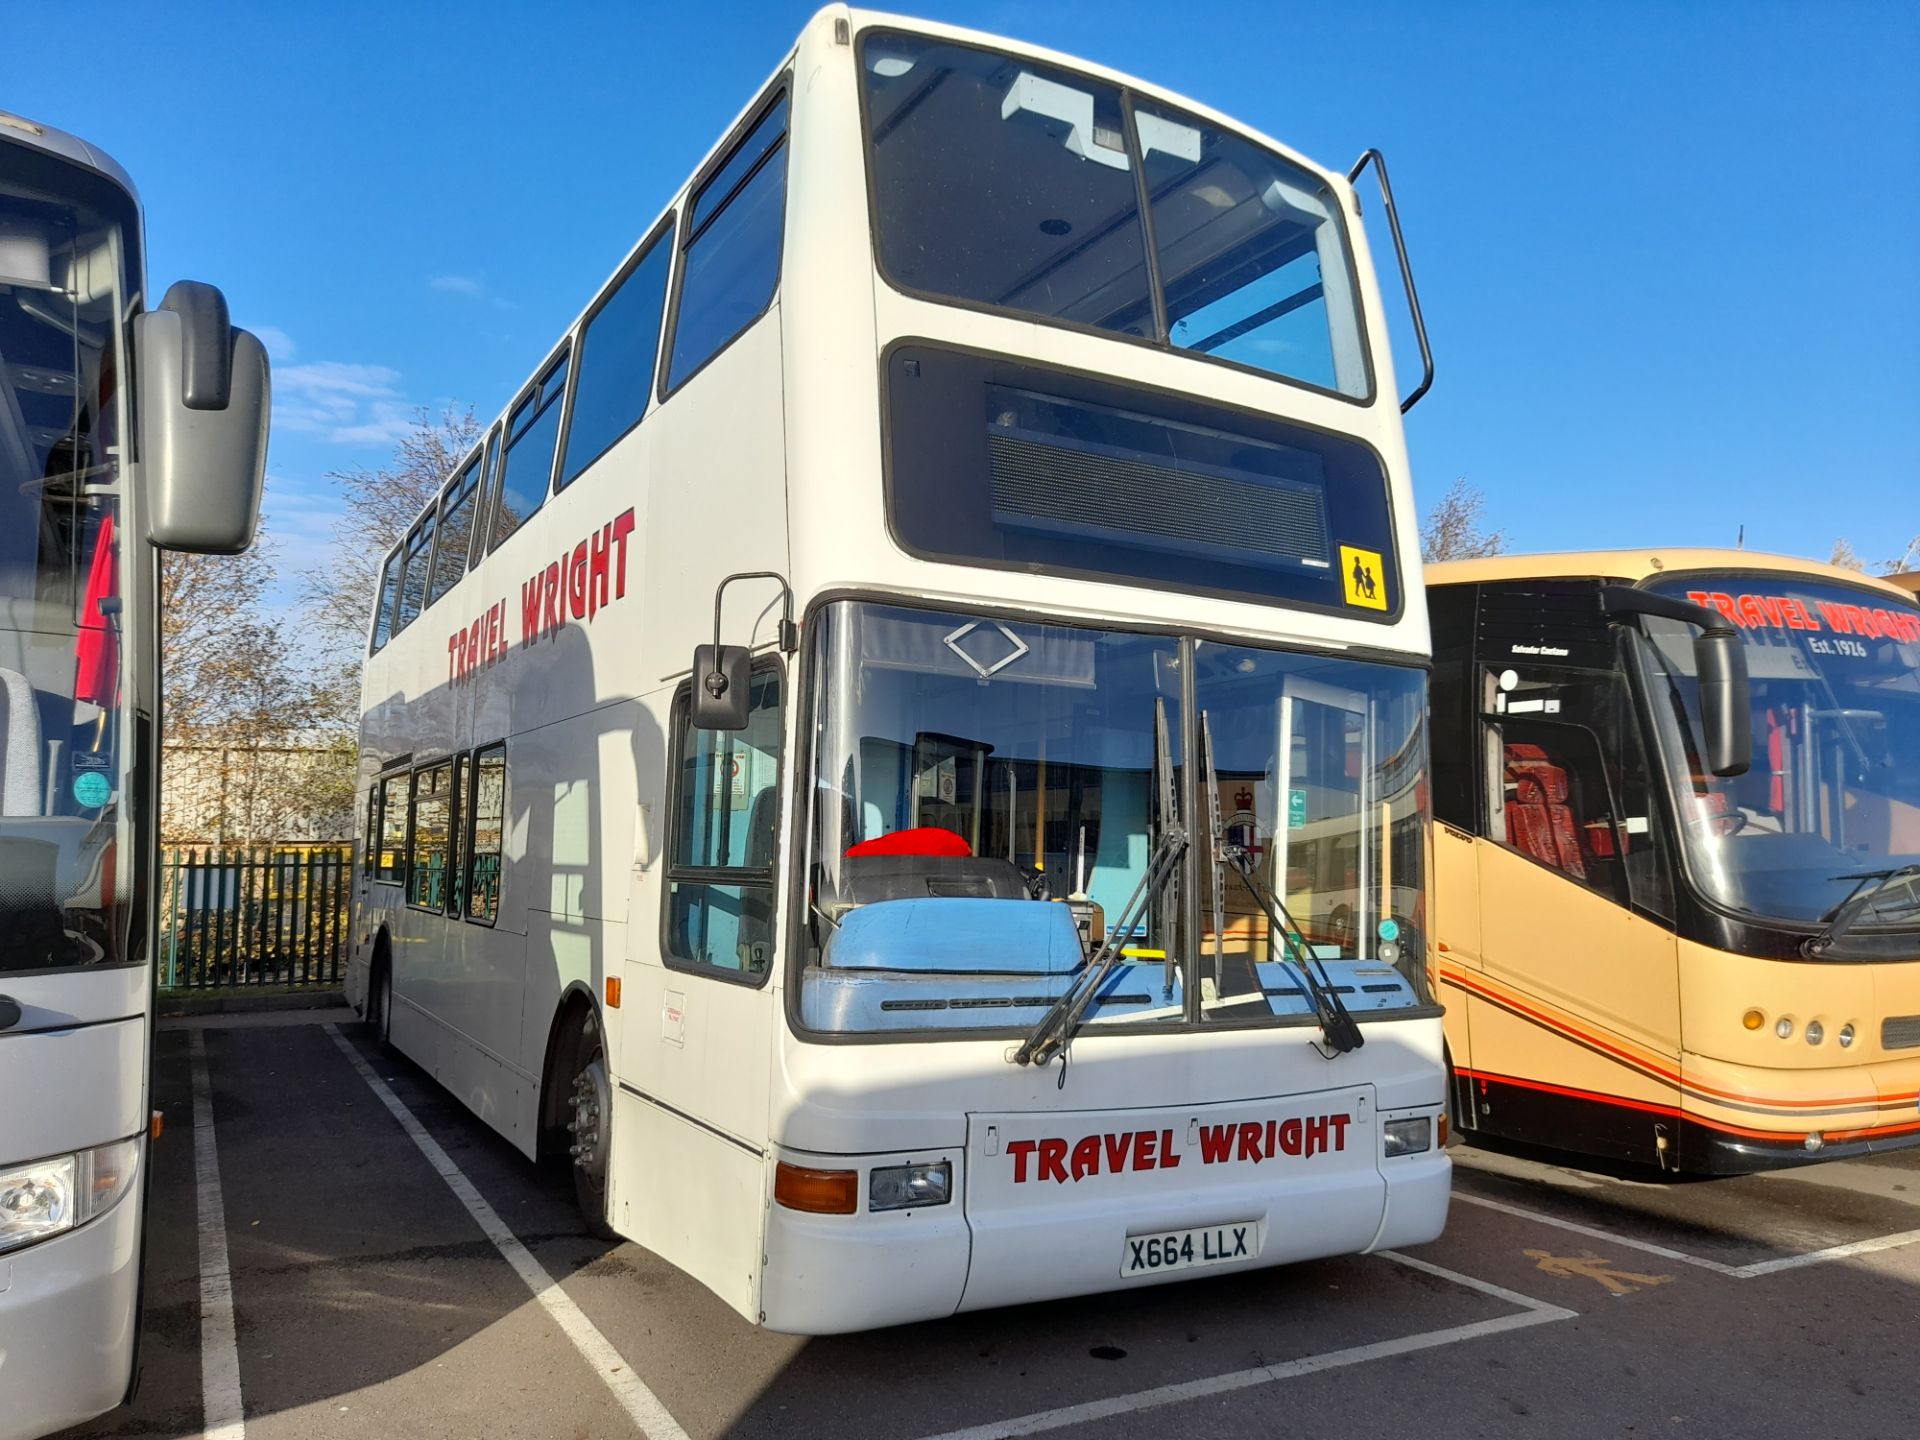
0 109 138 204
1427 548 1919 602
1889 571 1920 596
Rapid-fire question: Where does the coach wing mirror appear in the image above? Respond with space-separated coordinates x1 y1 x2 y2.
1601 586 1752 778
692 571 799 731
135 280 270 554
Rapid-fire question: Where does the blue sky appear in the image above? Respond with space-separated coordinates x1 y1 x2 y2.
12 1 1918 610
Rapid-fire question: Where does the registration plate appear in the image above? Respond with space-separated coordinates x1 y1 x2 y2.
1121 1221 1260 1277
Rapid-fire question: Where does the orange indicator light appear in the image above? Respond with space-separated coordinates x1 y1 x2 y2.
774 1162 859 1214
605 977 622 1009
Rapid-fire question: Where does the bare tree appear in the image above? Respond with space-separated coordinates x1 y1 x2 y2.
1421 477 1507 563
1886 535 1919 576
301 404 482 726
1829 538 1866 572
160 531 348 842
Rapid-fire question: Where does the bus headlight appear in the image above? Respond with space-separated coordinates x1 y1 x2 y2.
1383 1117 1431 1157
1775 1017 1794 1040
1838 1024 1855 1049
0 1138 140 1255
1805 1021 1824 1046
869 1161 952 1211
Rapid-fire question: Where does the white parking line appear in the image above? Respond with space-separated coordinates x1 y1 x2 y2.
1728 1226 1920 1278
190 1030 246 1440
324 1025 688 1440
909 1252 1575 1440
1456 1188 1920 1279
1452 1191 1738 1274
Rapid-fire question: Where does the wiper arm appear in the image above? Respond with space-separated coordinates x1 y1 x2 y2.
1014 697 1186 1071
1804 865 1920 956
1201 712 1361 1056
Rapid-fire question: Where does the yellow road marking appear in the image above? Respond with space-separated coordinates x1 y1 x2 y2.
1524 1249 1673 1296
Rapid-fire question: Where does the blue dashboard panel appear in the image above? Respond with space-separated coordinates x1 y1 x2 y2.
822 897 1084 974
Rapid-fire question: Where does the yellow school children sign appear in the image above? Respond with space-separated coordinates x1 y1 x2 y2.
1340 546 1388 610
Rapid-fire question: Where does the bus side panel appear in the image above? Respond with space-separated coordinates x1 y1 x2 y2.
1460 839 1681 1161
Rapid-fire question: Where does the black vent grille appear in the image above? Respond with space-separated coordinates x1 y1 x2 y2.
1882 1015 1920 1051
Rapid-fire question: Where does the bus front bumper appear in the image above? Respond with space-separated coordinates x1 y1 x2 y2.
1678 1047 1920 1174
0 1188 142 1440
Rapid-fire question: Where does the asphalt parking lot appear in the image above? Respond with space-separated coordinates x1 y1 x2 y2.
59 1010 1920 1440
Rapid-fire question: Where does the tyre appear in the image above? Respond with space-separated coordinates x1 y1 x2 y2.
370 949 395 1051
565 1006 617 1240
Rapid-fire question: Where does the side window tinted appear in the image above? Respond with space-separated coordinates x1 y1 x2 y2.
376 775 406 883
362 783 380 875
429 455 483 605
492 350 571 550
465 745 506 924
408 763 455 910
666 95 789 391
561 224 675 488
371 550 401 653
664 668 782 977
394 514 436 635
1484 666 1669 915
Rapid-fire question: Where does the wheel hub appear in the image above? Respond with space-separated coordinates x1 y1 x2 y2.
567 1058 610 1178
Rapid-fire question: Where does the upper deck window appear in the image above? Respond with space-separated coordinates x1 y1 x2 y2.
491 347 571 551
428 451 484 605
860 33 1371 401
560 219 675 488
664 94 790 393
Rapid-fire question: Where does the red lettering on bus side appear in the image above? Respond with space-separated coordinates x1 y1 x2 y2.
1160 1128 1180 1168
542 562 562 636
488 603 503 661
611 509 636 598
1264 1120 1278 1159
1736 594 1766 629
567 541 589 620
447 633 461 684
1103 1132 1132 1174
1784 598 1816 630
1037 1138 1069 1184
1236 1122 1263 1163
1328 1113 1350 1151
1069 1135 1100 1182
520 574 544 646
1707 592 1739 625
1132 1130 1158 1170
1006 1139 1035 1184
1199 1124 1234 1164
1304 1116 1329 1158
1279 1118 1302 1156
588 524 611 618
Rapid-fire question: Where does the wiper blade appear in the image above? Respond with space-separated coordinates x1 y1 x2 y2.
1013 697 1186 1071
1201 712 1362 1056
1804 864 1920 956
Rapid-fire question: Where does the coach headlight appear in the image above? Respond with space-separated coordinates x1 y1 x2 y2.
0 1138 140 1255
869 1161 952 1211
1383 1117 1431 1157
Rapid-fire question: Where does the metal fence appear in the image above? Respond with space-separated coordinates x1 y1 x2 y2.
159 843 354 990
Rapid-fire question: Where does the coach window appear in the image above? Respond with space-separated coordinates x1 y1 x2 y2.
560 219 675 488
663 667 782 979
408 762 455 910
491 347 571 550
393 510 437 636
468 423 502 568
447 754 470 915
429 452 484 605
370 549 401 654
376 774 407 884
465 745 507 924
362 784 381 876
664 92 789 392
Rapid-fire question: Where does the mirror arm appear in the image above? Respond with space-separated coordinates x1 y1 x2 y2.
1598 585 1735 640
704 570 798 702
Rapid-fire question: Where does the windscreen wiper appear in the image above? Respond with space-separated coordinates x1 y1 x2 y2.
1804 864 1920 957
1013 698 1187 1071
1201 712 1362 1056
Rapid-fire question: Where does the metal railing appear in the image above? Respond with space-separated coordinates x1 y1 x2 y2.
159 843 354 990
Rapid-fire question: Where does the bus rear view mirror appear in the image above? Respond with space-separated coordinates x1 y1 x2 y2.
1601 585 1752 779
1694 630 1752 778
135 280 269 554
692 644 753 730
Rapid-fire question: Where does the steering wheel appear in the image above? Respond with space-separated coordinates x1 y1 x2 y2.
1025 869 1054 901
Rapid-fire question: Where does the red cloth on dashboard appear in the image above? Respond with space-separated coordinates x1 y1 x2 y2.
74 511 119 706
845 826 973 859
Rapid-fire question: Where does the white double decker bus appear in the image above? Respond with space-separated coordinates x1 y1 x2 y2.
0 114 268 1438
349 6 1444 1331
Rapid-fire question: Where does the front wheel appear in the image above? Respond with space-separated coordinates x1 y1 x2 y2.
566 1008 617 1240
